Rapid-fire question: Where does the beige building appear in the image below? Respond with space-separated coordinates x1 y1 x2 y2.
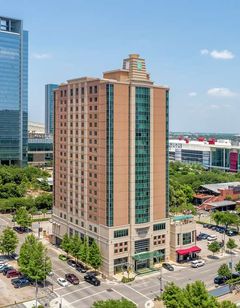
170 215 200 262
52 54 170 276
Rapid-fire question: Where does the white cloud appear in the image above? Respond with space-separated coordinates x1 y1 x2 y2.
200 49 209 55
207 87 237 97
210 49 234 59
201 49 234 59
32 53 52 60
188 92 197 97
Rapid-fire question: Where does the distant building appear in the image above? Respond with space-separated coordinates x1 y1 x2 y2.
0 16 28 166
28 121 53 167
195 182 240 211
170 138 240 172
28 121 45 135
45 84 58 135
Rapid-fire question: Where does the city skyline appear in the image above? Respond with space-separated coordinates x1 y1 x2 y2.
1 0 239 133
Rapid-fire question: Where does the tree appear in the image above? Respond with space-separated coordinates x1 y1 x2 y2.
161 281 219 308
161 282 188 308
212 212 223 226
80 236 89 263
226 238 237 252
0 227 18 255
60 233 71 257
220 301 237 308
184 281 219 308
208 241 220 256
14 206 32 229
235 260 240 273
92 299 136 308
88 240 102 269
18 234 52 282
69 235 82 262
218 264 231 278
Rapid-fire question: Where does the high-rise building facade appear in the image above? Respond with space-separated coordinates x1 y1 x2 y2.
53 54 169 276
45 84 58 135
0 16 28 166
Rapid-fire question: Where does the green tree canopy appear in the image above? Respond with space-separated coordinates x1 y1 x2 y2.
226 238 237 251
14 206 32 228
0 227 18 255
92 299 136 308
88 240 102 269
60 233 71 256
80 236 89 263
161 281 236 308
218 264 231 278
208 241 220 256
235 260 240 273
18 234 52 282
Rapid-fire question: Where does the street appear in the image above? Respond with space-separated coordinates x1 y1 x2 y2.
1 214 240 307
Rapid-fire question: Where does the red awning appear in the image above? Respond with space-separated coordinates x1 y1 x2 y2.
176 246 201 256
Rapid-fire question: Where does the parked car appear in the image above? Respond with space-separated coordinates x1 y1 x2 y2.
8 253 18 260
214 276 228 285
162 263 174 271
76 263 87 273
203 224 209 228
191 260 205 268
87 271 100 277
58 254 67 261
84 274 101 286
197 233 209 240
6 269 20 278
67 259 77 268
0 262 8 269
226 230 238 237
65 273 79 285
13 278 30 288
2 266 14 275
57 277 69 287
207 235 217 242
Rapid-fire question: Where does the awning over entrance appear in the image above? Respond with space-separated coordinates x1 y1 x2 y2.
132 250 163 261
176 246 201 256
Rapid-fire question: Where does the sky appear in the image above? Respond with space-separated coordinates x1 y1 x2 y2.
1 0 240 133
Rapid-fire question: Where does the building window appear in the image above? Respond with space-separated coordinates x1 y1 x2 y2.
153 223 166 231
114 229 129 238
177 233 180 246
182 232 192 245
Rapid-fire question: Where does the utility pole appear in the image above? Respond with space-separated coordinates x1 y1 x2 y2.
35 278 38 308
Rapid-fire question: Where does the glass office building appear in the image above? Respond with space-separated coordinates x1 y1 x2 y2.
45 84 58 135
0 16 28 166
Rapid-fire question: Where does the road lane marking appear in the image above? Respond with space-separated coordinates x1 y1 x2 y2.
62 285 93 297
69 290 107 305
123 284 151 300
111 288 137 305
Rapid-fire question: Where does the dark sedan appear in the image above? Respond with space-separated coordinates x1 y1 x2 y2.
67 259 77 268
162 263 174 271
76 263 87 273
65 273 79 285
84 274 101 286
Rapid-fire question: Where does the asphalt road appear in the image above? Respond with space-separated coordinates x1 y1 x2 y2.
1 214 240 308
46 243 240 308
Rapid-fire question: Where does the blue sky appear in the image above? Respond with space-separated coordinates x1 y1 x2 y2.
1 0 240 133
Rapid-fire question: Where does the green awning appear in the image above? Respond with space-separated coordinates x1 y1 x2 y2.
132 251 164 261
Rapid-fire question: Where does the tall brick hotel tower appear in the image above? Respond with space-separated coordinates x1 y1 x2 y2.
53 54 169 276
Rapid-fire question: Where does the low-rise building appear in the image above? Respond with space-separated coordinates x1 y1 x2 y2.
170 215 200 262
170 139 240 172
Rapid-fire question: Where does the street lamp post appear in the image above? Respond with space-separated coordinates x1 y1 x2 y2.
159 265 163 295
